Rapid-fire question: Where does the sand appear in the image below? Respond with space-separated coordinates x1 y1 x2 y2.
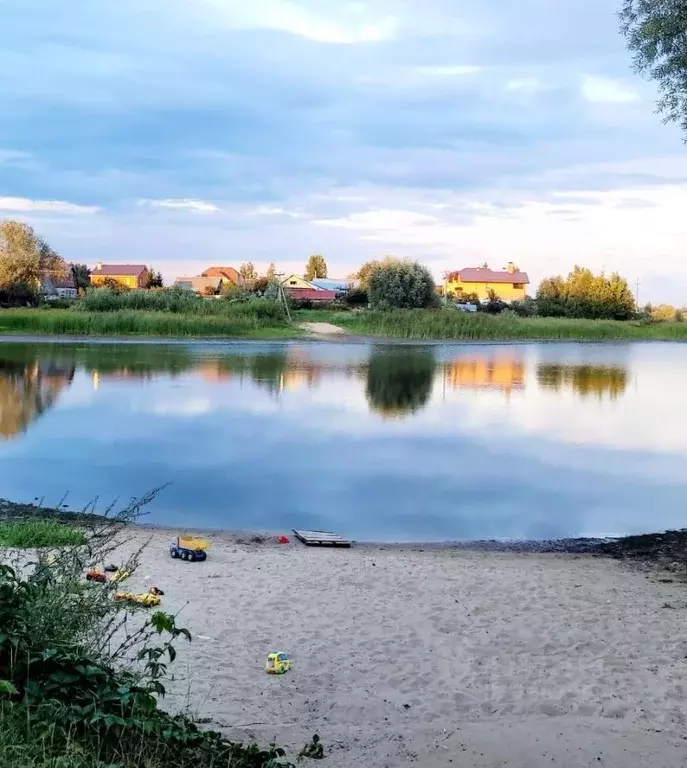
86 532 687 765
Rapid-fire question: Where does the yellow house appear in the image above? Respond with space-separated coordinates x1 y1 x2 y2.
445 263 529 302
281 274 317 290
90 263 149 290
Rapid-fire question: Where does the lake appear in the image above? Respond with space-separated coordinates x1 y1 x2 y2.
0 339 684 541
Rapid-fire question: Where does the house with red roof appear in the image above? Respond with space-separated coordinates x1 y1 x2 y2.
445 263 530 303
201 266 242 284
90 263 149 290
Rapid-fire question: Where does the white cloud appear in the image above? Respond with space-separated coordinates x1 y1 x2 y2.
415 65 481 77
313 208 439 232
138 198 220 214
581 76 639 104
0 197 99 214
246 205 305 218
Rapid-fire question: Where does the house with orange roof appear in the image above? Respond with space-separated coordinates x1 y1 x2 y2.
445 263 529 303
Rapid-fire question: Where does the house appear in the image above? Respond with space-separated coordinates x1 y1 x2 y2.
281 274 317 290
445 263 529 303
310 278 356 292
173 276 223 295
90 263 149 290
40 271 77 300
202 266 242 284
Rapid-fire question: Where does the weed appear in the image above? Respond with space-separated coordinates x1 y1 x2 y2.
0 520 85 548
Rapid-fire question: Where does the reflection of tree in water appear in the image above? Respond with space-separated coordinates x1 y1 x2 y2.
366 347 436 418
537 364 628 399
0 355 75 439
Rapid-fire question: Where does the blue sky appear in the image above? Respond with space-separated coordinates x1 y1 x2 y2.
1 0 686 302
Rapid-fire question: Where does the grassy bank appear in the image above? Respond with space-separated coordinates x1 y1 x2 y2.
0 307 296 339
300 309 687 341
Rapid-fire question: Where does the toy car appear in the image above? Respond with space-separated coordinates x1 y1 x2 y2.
265 651 292 675
169 536 209 562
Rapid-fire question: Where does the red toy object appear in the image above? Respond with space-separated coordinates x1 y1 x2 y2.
86 568 106 583
277 535 289 544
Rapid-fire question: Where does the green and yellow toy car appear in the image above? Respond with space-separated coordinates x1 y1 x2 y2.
265 651 292 674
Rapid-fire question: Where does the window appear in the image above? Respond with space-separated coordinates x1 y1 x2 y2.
513 283 524 289
289 280 297 285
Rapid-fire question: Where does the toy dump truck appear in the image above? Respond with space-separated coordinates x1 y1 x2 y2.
169 536 209 562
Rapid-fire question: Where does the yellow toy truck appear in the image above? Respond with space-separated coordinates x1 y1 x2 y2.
265 651 292 674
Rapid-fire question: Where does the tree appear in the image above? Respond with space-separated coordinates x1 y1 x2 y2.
266 263 277 280
70 263 91 291
367 259 437 310
535 266 636 320
304 254 327 280
620 1 687 134
146 268 164 288
0 219 65 290
239 262 257 281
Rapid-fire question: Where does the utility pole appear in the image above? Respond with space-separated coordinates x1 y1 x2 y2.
274 272 292 322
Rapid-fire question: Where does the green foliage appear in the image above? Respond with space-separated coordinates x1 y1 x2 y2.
0 220 65 292
343 287 368 307
304 254 327 280
0 520 85 548
619 0 687 133
146 269 164 288
0 307 294 339
0 498 311 768
536 266 636 320
313 308 687 340
0 281 38 308
238 262 257 281
70 265 91 292
367 259 437 310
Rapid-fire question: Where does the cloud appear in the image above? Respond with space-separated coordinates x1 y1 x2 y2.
138 199 220 214
1 0 686 301
581 75 639 104
0 197 99 214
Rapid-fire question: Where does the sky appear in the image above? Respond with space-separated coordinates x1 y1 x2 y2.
1 0 686 302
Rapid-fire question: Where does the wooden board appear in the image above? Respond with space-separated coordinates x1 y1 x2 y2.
293 529 351 547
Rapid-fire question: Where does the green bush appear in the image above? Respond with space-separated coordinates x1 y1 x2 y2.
0 520 85 548
0 497 311 768
367 259 437 310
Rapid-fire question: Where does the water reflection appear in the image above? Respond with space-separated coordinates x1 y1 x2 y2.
444 354 525 394
537 364 628 399
366 347 436 418
0 355 75 439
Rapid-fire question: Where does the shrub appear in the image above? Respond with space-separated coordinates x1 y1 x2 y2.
344 287 368 307
367 259 437 310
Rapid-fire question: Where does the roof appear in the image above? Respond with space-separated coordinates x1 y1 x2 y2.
311 278 356 292
92 264 147 277
284 288 337 301
40 271 76 291
202 266 241 282
457 267 530 284
174 276 223 293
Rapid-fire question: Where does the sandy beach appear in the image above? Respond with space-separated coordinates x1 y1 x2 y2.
101 531 687 766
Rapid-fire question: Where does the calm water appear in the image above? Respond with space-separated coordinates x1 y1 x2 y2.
0 339 685 541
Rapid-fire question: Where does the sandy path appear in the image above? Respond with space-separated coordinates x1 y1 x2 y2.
115 534 687 766
298 321 349 336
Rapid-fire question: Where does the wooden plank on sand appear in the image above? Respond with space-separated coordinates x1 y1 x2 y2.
293 529 351 547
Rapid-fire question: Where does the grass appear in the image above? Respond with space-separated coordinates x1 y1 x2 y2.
0 519 85 548
0 307 297 339
298 308 687 341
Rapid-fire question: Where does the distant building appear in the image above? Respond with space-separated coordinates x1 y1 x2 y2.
445 263 529 303
202 266 242 284
40 271 77 300
90 263 149 290
281 274 317 290
174 276 223 295
310 278 356 292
